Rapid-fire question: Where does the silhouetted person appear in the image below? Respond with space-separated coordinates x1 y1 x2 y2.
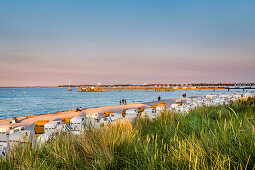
120 100 122 105
122 99 124 105
183 93 186 98
158 96 161 101
124 99 127 105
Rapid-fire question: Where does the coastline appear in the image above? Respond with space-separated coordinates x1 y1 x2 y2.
0 98 182 132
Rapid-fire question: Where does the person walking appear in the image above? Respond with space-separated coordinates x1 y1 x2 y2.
158 96 161 101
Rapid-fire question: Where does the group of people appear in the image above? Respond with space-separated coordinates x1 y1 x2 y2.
120 99 127 105
76 107 83 112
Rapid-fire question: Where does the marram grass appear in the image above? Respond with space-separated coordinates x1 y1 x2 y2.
1 98 255 169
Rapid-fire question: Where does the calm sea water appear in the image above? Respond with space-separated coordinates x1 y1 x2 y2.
0 88 251 119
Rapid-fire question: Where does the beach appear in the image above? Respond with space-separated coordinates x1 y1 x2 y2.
0 98 180 133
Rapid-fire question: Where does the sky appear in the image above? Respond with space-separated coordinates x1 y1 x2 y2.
0 0 255 86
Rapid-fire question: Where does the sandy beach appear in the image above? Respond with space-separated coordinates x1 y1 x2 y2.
0 98 182 133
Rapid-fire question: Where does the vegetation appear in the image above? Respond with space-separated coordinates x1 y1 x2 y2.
1 98 255 169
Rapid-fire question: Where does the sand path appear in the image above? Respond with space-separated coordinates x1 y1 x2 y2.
0 98 182 132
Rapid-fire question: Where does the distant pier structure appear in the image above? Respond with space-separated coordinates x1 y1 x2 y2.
75 83 255 92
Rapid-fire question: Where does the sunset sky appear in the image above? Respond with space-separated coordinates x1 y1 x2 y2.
0 0 255 86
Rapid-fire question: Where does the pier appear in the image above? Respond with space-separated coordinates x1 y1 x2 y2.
78 86 255 92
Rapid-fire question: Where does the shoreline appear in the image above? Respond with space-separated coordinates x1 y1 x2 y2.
0 98 182 132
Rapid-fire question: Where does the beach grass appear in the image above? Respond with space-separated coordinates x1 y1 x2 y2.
1 97 255 169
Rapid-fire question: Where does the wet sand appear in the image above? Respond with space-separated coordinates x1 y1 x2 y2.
0 98 183 132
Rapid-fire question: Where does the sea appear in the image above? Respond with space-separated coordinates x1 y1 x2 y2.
0 87 253 119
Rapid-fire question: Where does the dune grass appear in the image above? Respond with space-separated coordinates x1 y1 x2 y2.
1 97 255 169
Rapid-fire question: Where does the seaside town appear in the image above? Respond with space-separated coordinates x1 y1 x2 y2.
1 0 255 169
